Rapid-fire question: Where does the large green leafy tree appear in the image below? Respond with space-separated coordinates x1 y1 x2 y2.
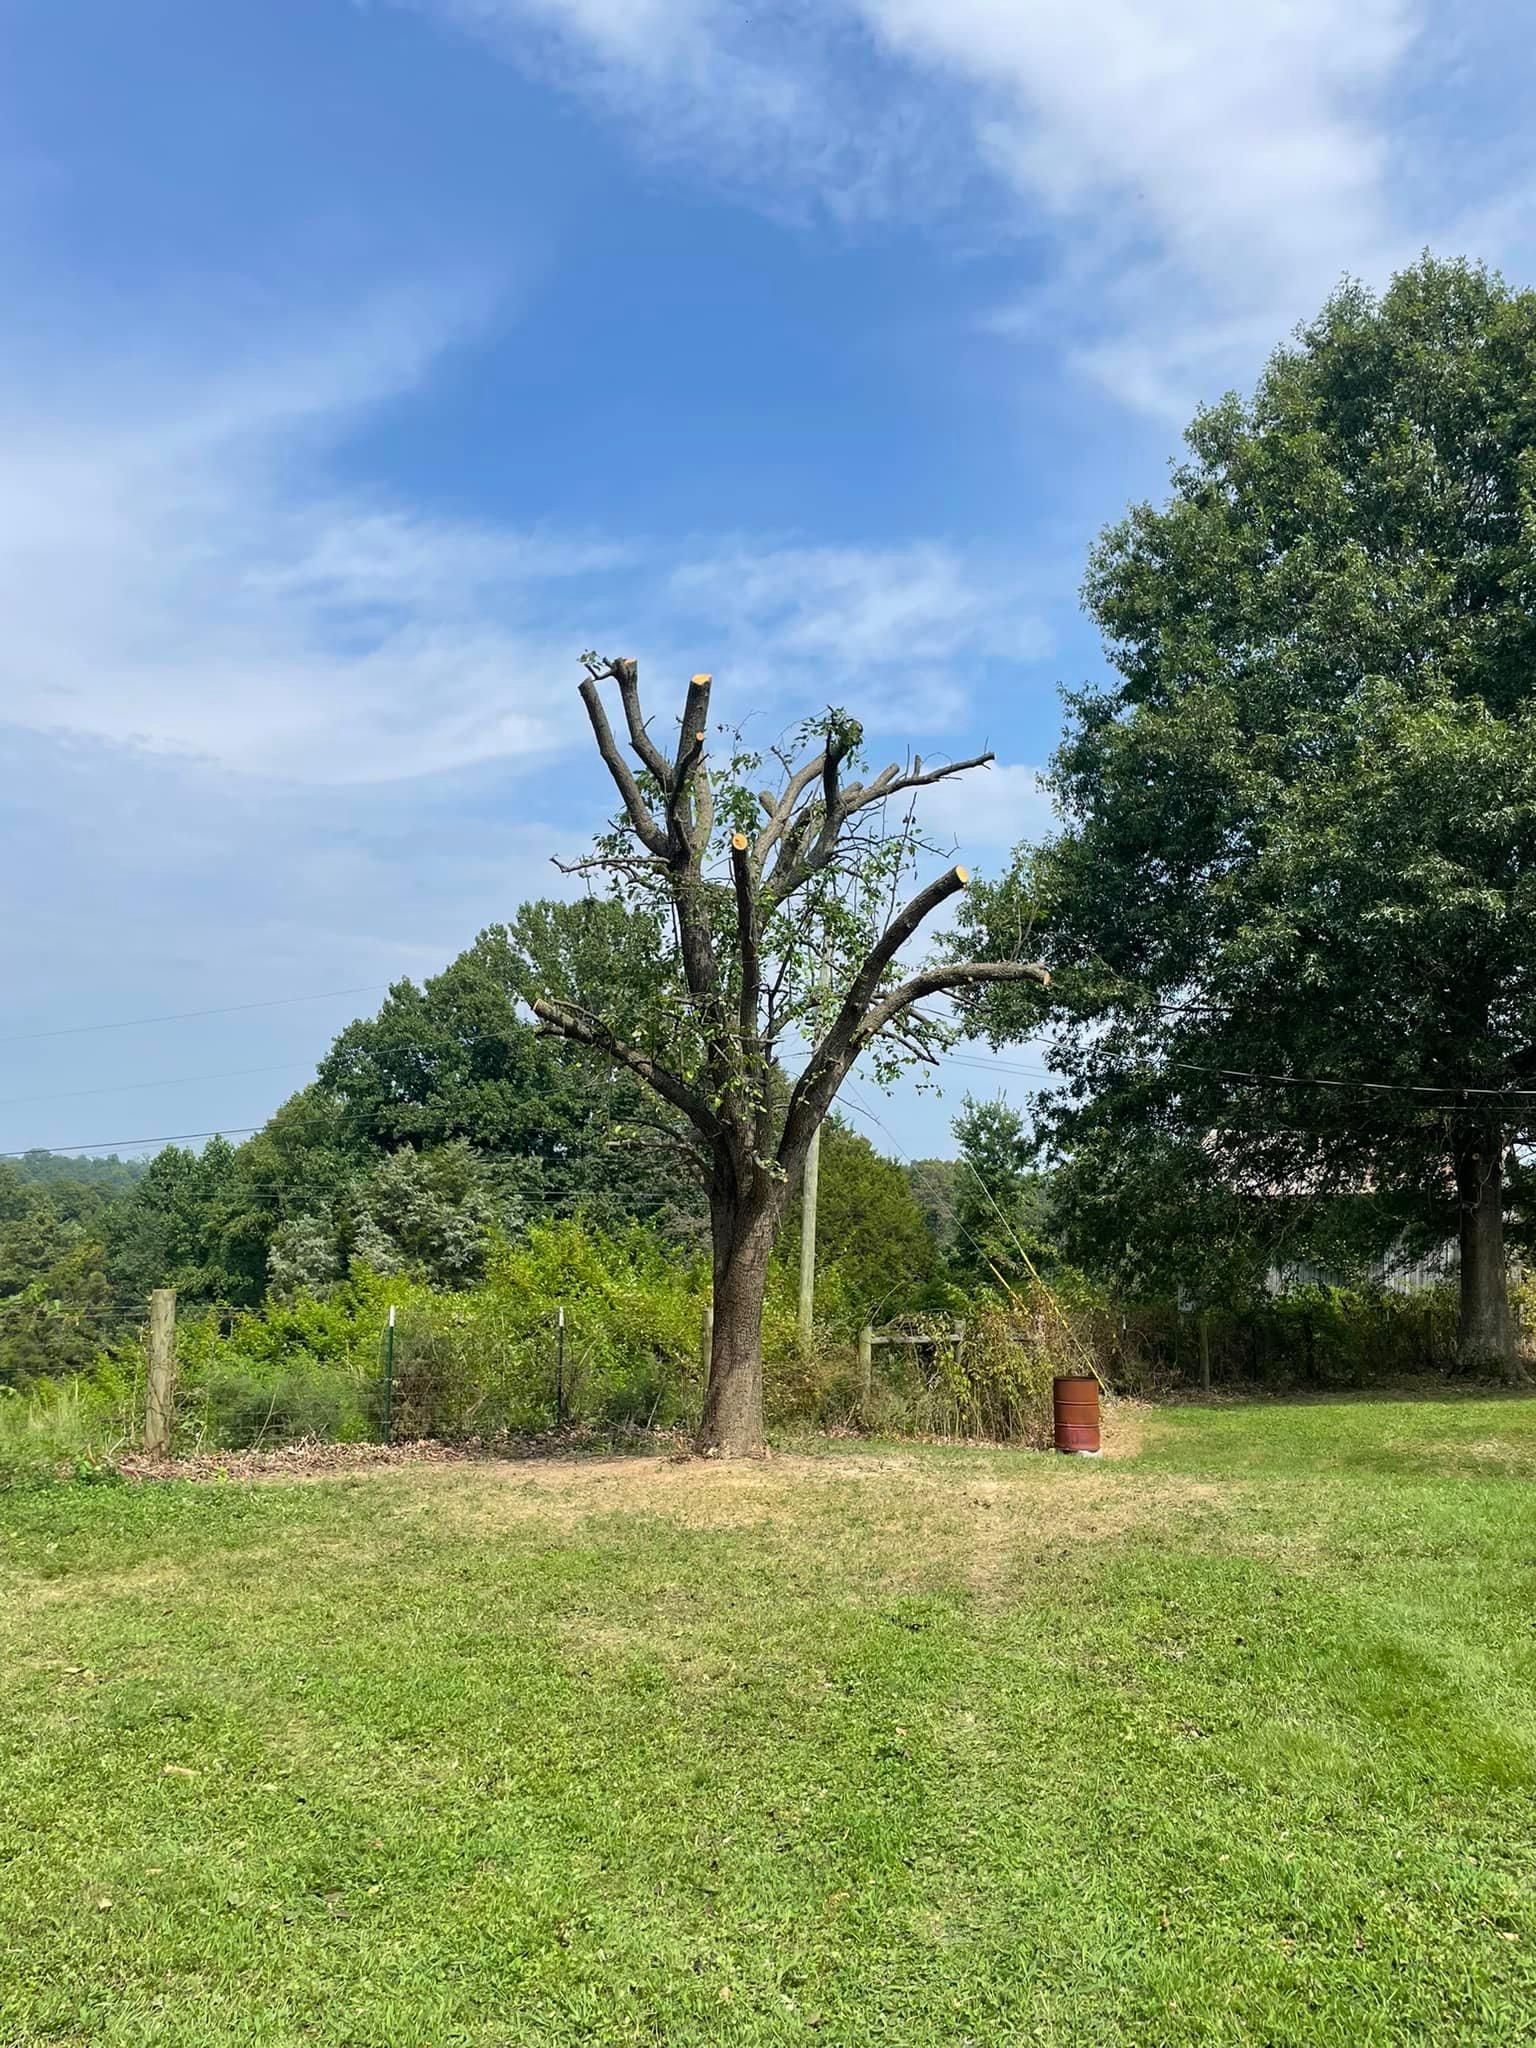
945 1097 1058 1294
318 914 703 1235
968 258 1536 1377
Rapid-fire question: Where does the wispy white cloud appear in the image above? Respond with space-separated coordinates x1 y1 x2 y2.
0 292 1045 784
0 283 595 784
393 0 979 224
663 541 1049 735
399 0 1533 419
915 760 1054 863
864 0 1416 415
861 0 1409 284
669 542 1046 668
0 439 577 784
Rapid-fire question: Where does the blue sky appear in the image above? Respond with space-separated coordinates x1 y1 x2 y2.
2 0 1533 1161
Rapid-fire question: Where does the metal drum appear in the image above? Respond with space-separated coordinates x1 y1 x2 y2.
1052 1374 1101 1455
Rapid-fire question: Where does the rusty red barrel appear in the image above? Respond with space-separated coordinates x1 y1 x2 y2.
1052 1374 1101 1455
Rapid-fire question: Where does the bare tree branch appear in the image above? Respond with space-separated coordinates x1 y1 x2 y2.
846 752 995 816
875 1025 941 1065
691 745 715 854
552 852 663 879
857 959 1051 1048
778 870 1050 1164
577 675 668 857
676 673 713 768
764 749 999 907
610 656 673 788
531 995 721 1141
753 752 826 868
778 864 972 1163
666 673 714 859
800 721 861 876
730 832 760 1050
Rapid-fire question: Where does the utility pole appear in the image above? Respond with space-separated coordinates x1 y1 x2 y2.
797 1115 821 1354
798 959 833 1355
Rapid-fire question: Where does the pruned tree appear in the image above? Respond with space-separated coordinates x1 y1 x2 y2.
520 656 1049 1454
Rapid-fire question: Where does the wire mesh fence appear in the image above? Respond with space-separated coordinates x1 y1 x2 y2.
372 1298 708 1446
3 1270 1500 1476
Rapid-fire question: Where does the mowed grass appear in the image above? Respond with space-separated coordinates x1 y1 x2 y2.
3 1398 1535 2046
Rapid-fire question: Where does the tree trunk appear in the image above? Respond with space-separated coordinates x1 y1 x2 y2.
1453 1116 1519 1380
695 1197 781 1455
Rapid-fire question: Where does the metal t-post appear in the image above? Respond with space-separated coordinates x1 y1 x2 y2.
383 1305 396 1445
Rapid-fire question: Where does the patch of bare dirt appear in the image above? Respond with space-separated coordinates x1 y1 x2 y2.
388 1444 1229 1614
102 1420 1230 1612
112 1429 1217 1562
113 1427 690 1487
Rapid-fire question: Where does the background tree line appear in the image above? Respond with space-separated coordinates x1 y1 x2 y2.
0 903 1046 1387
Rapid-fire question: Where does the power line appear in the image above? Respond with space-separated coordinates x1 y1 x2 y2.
942 1052 1057 1082
1 1127 263 1160
934 1022 1536 1103
1168 1059 1536 1101
949 1045 1536 1104
0 985 388 1047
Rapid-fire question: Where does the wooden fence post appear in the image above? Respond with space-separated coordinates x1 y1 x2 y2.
144 1288 177 1456
858 1325 873 1422
700 1302 714 1386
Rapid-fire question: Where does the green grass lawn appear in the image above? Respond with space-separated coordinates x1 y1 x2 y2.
3 1395 1535 2046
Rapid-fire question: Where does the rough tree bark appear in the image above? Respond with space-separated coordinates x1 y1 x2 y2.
697 1190 782 1454
530 657 1051 1456
1452 1112 1520 1380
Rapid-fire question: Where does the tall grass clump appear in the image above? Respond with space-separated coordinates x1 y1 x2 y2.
0 1355 139 1484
